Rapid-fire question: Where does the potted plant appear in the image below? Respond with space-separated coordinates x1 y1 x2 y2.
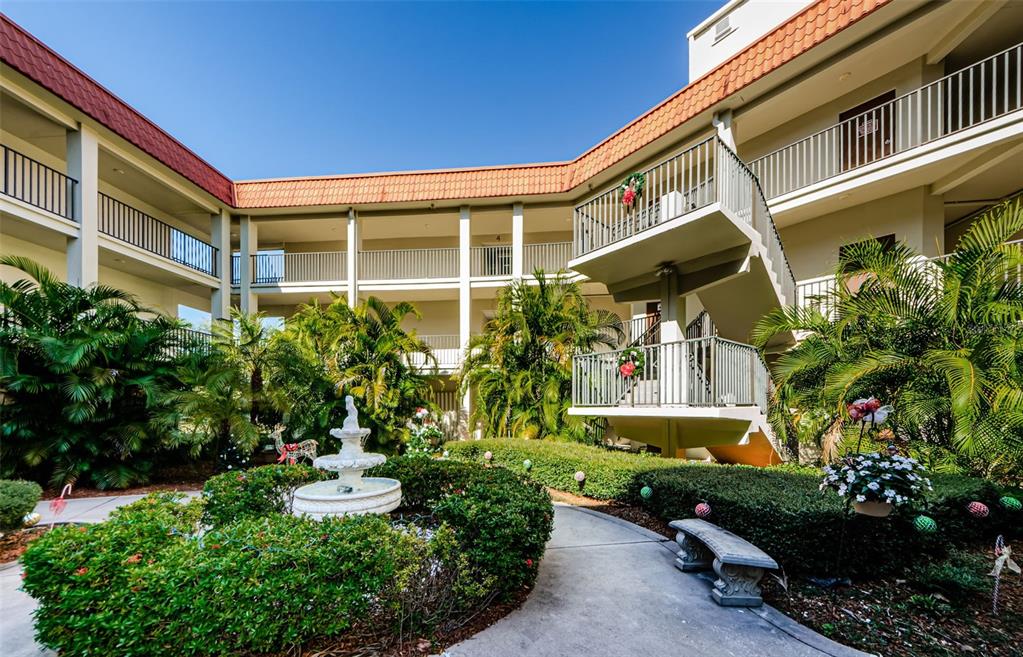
820 448 932 516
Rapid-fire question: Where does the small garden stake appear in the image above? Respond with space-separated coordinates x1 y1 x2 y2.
989 535 1020 615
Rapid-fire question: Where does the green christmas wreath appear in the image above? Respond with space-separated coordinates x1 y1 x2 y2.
619 172 646 208
617 347 645 377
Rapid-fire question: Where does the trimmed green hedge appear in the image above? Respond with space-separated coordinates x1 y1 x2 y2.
0 479 42 530
22 459 553 657
447 439 1022 579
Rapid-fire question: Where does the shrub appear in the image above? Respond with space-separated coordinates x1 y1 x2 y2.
448 439 1021 579
445 438 679 499
201 462 328 525
0 479 43 529
22 459 553 656
909 548 990 600
374 458 553 591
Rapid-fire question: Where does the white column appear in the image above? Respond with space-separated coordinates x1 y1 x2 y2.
239 216 258 315
210 209 231 320
511 202 524 279
66 125 99 287
459 206 472 434
712 109 735 150
658 265 686 406
346 209 359 307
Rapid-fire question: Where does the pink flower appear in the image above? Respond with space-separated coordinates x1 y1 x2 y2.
622 188 636 207
74 567 88 576
619 362 636 377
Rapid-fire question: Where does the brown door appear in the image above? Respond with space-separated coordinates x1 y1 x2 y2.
840 90 896 171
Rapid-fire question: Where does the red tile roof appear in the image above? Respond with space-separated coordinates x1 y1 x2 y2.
1 0 893 210
0 13 235 206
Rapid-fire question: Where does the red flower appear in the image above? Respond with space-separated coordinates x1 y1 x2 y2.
525 559 534 568
125 553 142 564
619 362 636 377
21 571 27 580
236 474 246 482
74 567 88 576
622 188 636 207
210 544 221 550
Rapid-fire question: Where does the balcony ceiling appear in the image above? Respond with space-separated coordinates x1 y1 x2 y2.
0 92 65 159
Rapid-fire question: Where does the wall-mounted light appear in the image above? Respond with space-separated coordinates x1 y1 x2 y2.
113 167 126 174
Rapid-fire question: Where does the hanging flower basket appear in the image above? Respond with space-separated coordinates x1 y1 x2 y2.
819 451 932 517
620 172 646 209
617 347 645 378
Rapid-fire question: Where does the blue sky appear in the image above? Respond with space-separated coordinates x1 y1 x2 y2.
4 1 717 180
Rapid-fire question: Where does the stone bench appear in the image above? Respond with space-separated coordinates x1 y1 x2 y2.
668 518 778 607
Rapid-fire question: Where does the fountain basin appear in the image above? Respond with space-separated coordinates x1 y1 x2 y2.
293 477 401 520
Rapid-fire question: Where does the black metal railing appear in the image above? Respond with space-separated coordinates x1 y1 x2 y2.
1 144 76 220
98 193 218 277
166 326 213 358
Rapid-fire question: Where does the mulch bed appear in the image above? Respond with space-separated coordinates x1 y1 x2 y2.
763 555 1023 657
0 526 52 564
300 588 531 656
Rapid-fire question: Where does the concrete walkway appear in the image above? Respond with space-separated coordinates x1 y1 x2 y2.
448 505 870 657
1 496 869 657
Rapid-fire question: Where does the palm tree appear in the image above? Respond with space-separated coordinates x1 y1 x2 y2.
0 256 190 488
752 200 1023 476
459 270 621 441
277 295 434 450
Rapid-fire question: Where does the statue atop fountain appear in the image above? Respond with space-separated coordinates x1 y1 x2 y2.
291 396 402 520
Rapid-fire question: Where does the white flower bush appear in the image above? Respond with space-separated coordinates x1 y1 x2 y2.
820 451 932 507
406 407 444 458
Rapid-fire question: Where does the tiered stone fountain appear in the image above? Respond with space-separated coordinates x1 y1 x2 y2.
292 396 402 520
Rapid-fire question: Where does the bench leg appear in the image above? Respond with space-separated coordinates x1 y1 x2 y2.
710 558 765 607
674 531 713 572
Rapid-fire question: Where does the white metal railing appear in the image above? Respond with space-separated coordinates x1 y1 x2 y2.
359 248 459 280
409 334 462 371
751 42 1023 200
251 251 346 285
794 274 839 320
623 312 661 346
523 242 572 274
574 137 717 257
433 389 462 440
572 336 769 413
471 245 512 277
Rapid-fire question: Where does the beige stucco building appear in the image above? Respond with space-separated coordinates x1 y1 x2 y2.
2 0 1021 464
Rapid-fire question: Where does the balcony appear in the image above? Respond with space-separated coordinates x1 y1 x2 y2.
794 237 1023 321
572 337 769 413
571 137 795 344
408 334 462 372
523 241 572 274
750 42 1023 201
1 144 76 221
470 245 511 278
98 193 217 277
360 247 459 281
249 251 346 286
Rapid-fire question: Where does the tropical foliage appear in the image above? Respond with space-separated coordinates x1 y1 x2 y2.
752 200 1023 478
267 296 435 451
459 271 621 441
0 257 195 488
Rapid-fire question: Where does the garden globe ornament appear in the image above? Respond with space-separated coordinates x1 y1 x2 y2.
695 502 712 519
968 501 990 518
640 485 653 500
574 470 586 490
484 451 493 462
523 459 532 471
22 512 41 528
913 515 938 534
999 496 1022 511
290 395 401 519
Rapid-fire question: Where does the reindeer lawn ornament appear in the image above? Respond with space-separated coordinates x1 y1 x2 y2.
271 425 318 465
